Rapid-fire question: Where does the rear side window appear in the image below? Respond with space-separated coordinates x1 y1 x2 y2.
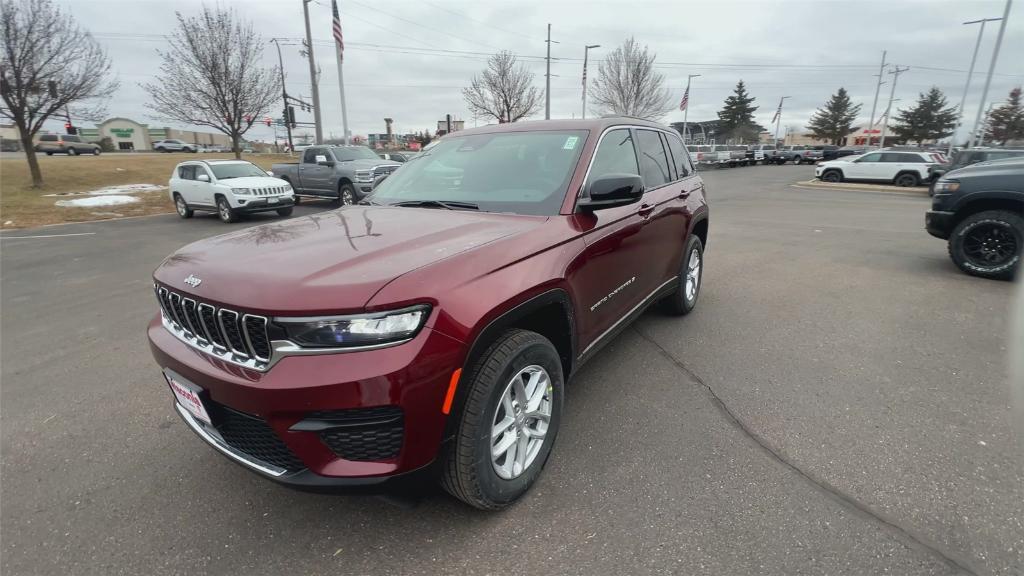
40 135 58 142
177 165 195 180
664 132 692 178
635 129 671 188
65 135 82 143
587 129 639 183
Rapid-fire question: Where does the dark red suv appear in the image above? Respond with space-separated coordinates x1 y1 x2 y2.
148 118 709 509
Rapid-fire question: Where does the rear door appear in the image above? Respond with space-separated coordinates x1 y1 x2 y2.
175 164 199 204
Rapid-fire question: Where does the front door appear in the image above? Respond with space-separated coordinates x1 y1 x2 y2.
299 147 332 195
845 151 885 179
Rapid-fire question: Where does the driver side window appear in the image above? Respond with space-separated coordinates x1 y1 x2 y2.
587 129 639 186
859 152 883 163
303 148 320 163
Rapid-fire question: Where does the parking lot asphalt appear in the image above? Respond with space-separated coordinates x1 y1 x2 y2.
2 166 1021 575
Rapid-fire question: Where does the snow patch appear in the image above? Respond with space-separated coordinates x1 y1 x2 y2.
55 196 141 208
45 183 165 197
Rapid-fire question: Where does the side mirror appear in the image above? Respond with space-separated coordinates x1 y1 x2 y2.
197 174 210 182
578 173 644 211
265 170 274 177
315 155 333 167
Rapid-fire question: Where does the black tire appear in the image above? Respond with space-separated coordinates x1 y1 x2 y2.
336 183 356 206
793 156 802 165
92 148 101 156
894 172 919 187
821 169 842 183
66 147 78 156
276 207 294 216
173 194 193 219
948 210 1022 280
292 194 301 205
661 234 704 315
216 195 237 223
440 329 564 510
45 152 53 156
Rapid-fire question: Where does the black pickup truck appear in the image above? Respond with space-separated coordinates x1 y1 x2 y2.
926 158 1024 280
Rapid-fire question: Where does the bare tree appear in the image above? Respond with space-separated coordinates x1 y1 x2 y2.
462 51 542 123
589 37 672 120
0 0 117 187
142 6 280 159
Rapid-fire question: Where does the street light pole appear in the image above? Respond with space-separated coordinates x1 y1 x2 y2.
545 24 558 119
270 39 294 155
865 50 887 149
581 44 600 119
301 0 323 144
773 96 790 146
976 100 1000 146
879 66 909 149
681 74 700 144
968 0 1013 149
951 18 1001 156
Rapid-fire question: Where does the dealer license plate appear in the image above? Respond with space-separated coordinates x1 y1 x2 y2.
166 372 212 425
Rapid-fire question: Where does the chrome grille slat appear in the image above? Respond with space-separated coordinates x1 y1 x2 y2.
155 286 270 369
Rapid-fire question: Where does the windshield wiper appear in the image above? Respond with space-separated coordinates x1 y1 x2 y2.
389 200 478 211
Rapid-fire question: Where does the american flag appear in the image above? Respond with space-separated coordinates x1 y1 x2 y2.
332 0 344 61
771 98 783 123
678 86 689 111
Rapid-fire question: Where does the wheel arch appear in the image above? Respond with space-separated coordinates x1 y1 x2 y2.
951 194 1024 227
894 170 920 183
690 213 709 250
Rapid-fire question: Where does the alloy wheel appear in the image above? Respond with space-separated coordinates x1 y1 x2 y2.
490 365 552 480
963 223 1018 267
176 197 187 216
685 248 701 302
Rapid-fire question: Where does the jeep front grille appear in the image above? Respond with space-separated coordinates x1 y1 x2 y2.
252 186 288 196
156 285 272 367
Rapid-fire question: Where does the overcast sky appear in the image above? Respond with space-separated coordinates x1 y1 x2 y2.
54 0 1024 143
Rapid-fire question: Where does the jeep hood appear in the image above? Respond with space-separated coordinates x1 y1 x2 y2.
154 206 546 314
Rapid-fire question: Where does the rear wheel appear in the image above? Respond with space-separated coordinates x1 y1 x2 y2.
793 156 802 165
66 147 78 156
174 194 193 219
894 172 919 187
216 196 237 223
948 210 1022 280
661 234 704 315
821 169 842 183
440 329 563 510
92 148 101 156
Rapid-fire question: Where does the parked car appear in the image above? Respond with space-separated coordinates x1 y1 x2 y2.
169 159 295 223
34 134 100 156
926 158 1023 280
706 145 733 167
928 148 1024 193
148 117 709 509
154 139 199 153
834 146 866 160
272 145 400 205
776 145 823 164
748 144 778 164
815 149 945 187
725 145 749 167
378 152 413 163
687 144 714 167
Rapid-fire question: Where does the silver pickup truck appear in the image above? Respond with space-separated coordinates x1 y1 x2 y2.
271 145 400 205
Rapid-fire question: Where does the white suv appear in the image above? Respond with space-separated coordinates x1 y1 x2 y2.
815 149 946 187
170 160 295 223
154 139 198 153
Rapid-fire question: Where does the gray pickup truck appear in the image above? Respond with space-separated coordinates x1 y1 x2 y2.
271 145 401 205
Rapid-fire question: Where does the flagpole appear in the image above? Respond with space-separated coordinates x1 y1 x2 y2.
331 0 349 145
336 51 349 145
773 96 790 147
681 74 699 144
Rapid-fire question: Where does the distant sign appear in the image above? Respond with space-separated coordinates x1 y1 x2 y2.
110 128 134 138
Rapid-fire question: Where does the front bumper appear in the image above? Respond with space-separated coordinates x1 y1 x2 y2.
926 210 956 239
234 197 295 213
148 316 465 486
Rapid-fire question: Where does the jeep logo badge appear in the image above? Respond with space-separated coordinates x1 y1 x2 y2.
183 274 202 288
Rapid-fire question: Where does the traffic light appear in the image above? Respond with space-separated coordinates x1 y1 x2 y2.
64 123 77 135
287 106 296 128
264 116 272 127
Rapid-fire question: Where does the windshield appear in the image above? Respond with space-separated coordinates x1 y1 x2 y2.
331 146 381 162
209 162 267 180
369 130 587 216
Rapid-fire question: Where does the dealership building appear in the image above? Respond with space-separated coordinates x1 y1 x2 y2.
77 118 235 151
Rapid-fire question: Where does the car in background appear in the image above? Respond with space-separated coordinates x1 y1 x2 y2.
726 145 749 167
378 152 414 163
687 145 713 167
928 148 1024 193
926 158 1023 280
34 134 101 156
154 139 199 153
169 159 295 223
271 145 401 205
748 144 778 164
776 145 824 165
815 149 945 187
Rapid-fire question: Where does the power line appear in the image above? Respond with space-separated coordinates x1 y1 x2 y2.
345 0 503 51
420 0 539 42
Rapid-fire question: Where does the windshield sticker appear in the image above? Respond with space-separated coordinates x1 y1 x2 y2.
563 136 579 150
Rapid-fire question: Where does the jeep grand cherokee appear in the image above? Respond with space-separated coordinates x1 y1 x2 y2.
148 117 710 509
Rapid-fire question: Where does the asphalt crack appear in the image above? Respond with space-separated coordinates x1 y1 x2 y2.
632 325 979 576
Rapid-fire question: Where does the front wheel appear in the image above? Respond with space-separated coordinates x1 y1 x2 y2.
66 147 78 156
336 183 356 206
276 207 294 216
821 169 842 183
92 148 101 156
440 329 563 510
661 234 704 315
216 196 237 223
948 210 1022 280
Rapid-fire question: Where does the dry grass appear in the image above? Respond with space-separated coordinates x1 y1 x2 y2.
0 152 296 229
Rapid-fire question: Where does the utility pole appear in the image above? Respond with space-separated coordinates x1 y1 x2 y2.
951 18 1001 156
968 0 1013 149
581 44 600 119
545 24 558 119
302 0 323 144
879 65 909 149
773 96 790 146
865 50 887 149
681 74 700 144
270 39 294 154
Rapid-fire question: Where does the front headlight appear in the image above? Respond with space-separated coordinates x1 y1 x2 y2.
933 180 960 193
355 170 374 183
275 305 429 348
232 188 252 195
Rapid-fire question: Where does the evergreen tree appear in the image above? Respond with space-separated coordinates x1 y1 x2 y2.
984 87 1024 145
717 80 759 143
890 87 958 144
806 88 862 145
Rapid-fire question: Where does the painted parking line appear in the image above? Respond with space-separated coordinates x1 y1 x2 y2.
0 232 96 240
